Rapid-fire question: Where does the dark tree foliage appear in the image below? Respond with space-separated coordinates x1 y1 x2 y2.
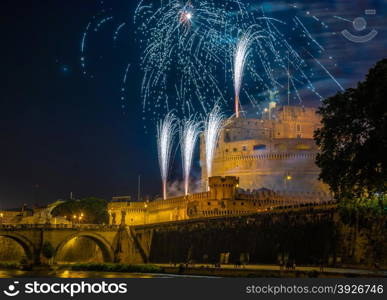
315 59 387 202
51 197 109 224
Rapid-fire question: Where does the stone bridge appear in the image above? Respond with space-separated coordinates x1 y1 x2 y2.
0 224 149 265
1 204 383 268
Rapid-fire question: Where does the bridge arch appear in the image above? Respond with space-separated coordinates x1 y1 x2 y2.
0 233 35 262
54 232 114 263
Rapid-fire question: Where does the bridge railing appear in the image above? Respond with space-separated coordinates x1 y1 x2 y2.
0 223 120 230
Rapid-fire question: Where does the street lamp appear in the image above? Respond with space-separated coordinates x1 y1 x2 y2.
143 203 148 225
284 173 292 191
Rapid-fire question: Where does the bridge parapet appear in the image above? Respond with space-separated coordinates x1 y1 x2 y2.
0 224 120 231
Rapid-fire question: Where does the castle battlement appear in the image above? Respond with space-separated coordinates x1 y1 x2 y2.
108 176 333 226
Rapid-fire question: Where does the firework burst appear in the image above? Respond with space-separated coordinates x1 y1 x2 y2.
79 2 345 123
157 112 178 200
179 117 201 196
135 0 247 119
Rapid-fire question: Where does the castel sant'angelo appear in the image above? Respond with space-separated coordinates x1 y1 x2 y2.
108 104 332 226
201 104 327 193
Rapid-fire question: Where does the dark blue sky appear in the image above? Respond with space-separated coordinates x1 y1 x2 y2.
0 0 386 208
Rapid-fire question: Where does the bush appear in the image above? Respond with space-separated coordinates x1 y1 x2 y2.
0 262 19 269
65 263 164 274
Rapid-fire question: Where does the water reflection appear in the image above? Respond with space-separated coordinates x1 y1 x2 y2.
0 270 160 278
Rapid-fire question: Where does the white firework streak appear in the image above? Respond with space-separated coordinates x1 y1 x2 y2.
157 112 178 200
233 28 268 117
204 105 225 189
233 33 252 102
179 117 202 196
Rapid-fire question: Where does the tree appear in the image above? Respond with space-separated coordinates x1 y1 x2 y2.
314 59 387 204
51 197 109 224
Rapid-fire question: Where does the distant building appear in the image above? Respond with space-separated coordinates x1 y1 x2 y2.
0 201 70 225
0 206 32 224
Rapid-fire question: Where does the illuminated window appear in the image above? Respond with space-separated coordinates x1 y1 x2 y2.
296 144 311 150
253 144 266 151
275 144 287 151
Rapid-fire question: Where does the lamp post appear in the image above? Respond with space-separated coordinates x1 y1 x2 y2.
143 203 148 225
284 173 292 191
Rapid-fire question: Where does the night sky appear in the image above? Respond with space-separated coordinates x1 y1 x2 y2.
1 0 386 208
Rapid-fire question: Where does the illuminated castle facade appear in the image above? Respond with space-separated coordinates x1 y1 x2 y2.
108 176 331 226
108 105 331 226
200 105 329 193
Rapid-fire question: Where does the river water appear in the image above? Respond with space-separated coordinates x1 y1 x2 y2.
0 269 176 278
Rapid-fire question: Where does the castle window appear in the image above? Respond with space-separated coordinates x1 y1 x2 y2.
253 144 266 151
241 202 244 206
242 145 247 151
208 202 211 206
297 124 301 132
295 144 311 150
225 149 229 153
233 148 237 152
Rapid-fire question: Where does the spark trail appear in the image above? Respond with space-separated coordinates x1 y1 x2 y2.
179 117 201 195
157 112 178 200
204 105 225 189
233 28 266 117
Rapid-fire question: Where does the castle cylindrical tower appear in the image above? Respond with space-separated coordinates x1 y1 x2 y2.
201 105 329 193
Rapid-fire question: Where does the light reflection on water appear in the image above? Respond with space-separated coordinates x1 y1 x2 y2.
0 269 161 278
